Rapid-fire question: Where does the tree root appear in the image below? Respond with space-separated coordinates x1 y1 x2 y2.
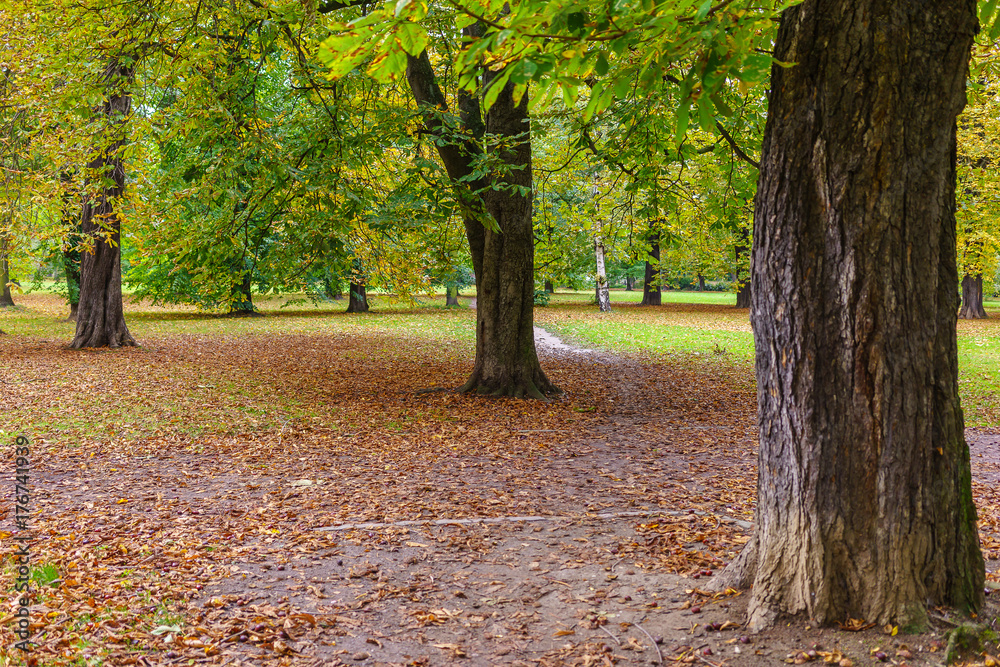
459 377 557 401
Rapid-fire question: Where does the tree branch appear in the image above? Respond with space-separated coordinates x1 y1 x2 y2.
715 122 759 169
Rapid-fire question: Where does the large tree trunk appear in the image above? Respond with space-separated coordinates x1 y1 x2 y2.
959 273 987 319
71 58 136 349
346 280 369 313
624 275 634 291
406 47 556 399
544 279 554 294
718 0 983 631
640 230 661 306
696 273 706 291
0 255 14 307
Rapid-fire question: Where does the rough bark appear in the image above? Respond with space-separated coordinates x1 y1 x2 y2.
346 280 369 313
640 231 661 306
71 57 136 349
959 274 987 319
406 46 556 399
0 255 14 307
717 0 984 631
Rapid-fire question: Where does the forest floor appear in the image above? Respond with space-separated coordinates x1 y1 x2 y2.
1 295 999 666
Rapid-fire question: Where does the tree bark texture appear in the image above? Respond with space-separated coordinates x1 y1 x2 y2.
959 274 987 319
406 47 556 399
641 231 661 306
594 236 611 312
721 0 984 631
71 58 136 349
346 280 369 313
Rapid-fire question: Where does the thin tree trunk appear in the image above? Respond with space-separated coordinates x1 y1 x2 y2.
735 227 751 308
71 57 136 349
406 46 556 399
544 279 554 294
346 280 369 313
595 236 611 312
641 230 661 306
0 254 14 307
717 0 983 631
959 273 987 319
697 273 706 291
625 275 634 291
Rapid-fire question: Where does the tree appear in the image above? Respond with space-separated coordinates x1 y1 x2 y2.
402 47 556 397
717 0 984 630
640 222 661 306
955 67 1000 319
71 54 137 349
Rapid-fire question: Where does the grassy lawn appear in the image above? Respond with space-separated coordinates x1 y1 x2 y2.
5 288 1000 427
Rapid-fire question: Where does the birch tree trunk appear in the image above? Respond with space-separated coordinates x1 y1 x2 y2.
594 236 611 312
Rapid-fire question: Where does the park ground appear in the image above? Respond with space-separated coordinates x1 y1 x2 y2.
1 289 1000 667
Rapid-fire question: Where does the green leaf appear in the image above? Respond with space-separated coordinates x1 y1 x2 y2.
980 0 999 27
397 23 428 55
738 53 772 83
675 102 690 146
696 94 714 132
695 0 712 21
709 92 732 117
482 66 515 111
595 53 609 77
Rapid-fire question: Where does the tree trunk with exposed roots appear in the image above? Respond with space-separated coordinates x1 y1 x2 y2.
959 274 987 319
406 45 556 399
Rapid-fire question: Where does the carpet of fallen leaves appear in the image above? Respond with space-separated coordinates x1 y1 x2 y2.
0 295 998 667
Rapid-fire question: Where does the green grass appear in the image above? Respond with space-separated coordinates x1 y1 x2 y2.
545 288 736 306
7 288 1000 427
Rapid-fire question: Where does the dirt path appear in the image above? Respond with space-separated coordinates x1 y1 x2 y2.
8 334 1000 666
